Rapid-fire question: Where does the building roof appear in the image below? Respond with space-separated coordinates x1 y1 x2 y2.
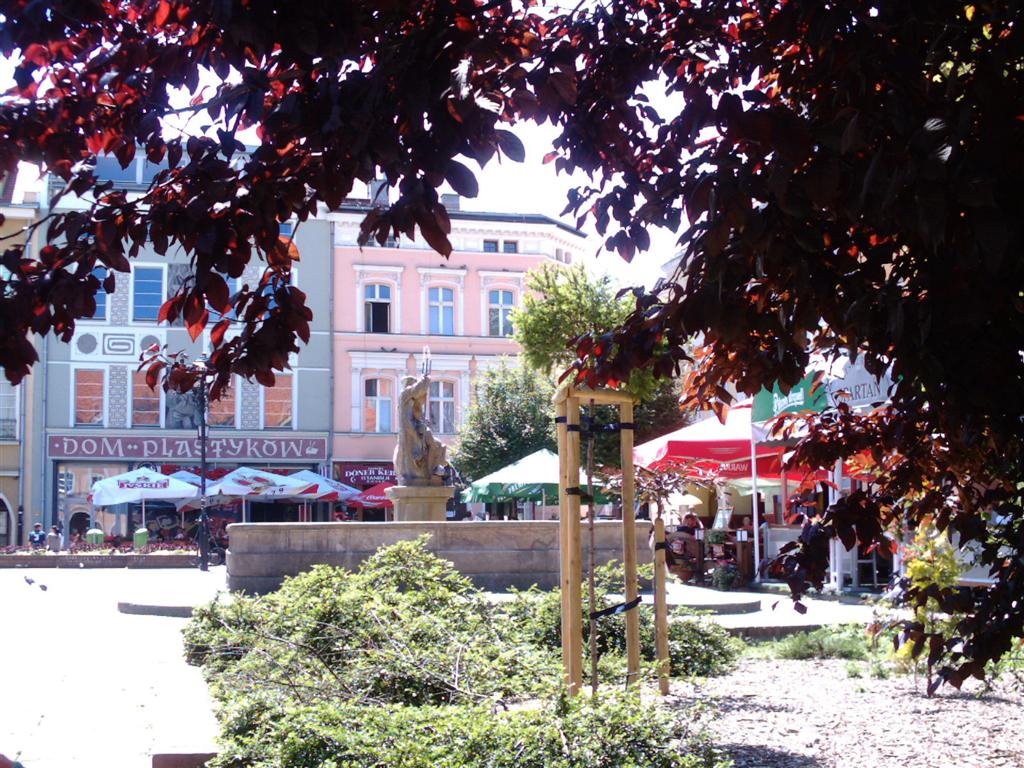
336 199 586 239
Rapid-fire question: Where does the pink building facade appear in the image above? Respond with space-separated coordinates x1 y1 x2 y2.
328 198 585 490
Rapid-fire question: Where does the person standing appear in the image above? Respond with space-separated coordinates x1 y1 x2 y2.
28 522 46 550
46 525 61 553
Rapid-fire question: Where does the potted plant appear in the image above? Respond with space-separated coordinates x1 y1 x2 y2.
705 528 728 556
711 562 743 591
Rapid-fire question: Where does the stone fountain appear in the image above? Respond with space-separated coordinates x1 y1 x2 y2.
385 358 453 521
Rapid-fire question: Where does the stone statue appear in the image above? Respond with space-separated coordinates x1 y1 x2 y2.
393 375 448 486
165 390 200 430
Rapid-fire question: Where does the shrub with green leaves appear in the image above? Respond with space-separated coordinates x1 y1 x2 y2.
185 539 732 768
185 536 561 706
773 624 870 661
496 560 742 678
209 691 728 768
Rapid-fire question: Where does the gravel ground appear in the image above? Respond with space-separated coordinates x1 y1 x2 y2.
670 658 1024 768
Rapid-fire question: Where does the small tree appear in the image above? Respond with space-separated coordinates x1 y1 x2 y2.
513 263 637 384
514 263 688 467
450 360 555 483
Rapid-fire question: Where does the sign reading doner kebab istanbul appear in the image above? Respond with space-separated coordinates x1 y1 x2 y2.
48 434 329 461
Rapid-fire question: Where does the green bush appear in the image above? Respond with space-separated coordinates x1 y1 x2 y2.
185 540 732 768
209 691 728 768
773 624 870 661
496 561 741 678
185 536 561 706
667 618 743 677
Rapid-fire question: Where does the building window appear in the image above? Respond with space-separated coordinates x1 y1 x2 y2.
133 266 164 322
483 239 499 253
364 284 391 333
364 378 393 432
428 286 455 335
56 470 75 497
132 371 162 427
208 381 236 428
92 267 110 320
263 374 293 429
503 240 519 253
428 380 456 434
0 380 16 438
488 289 515 337
73 370 104 427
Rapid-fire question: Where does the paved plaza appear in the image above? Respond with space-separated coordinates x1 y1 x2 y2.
0 568 222 768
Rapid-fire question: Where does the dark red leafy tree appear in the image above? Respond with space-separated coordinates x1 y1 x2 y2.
1 1 1023 684
557 1 1024 689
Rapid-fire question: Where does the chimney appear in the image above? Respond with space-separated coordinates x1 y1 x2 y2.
441 193 461 211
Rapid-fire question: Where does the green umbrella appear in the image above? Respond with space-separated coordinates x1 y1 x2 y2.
460 449 610 504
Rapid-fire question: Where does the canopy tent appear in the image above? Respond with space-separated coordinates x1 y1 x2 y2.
347 481 395 508
460 449 610 504
260 469 361 501
633 403 770 471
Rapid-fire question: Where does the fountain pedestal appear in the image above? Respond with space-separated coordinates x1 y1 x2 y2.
386 485 454 522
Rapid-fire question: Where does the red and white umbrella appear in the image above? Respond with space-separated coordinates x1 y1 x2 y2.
347 481 395 508
91 468 198 505
261 469 360 501
205 467 315 498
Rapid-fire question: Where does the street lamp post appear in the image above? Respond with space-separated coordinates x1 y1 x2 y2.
194 354 211 572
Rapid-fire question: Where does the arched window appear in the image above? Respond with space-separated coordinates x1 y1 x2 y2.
428 380 456 434
488 289 515 337
428 286 455 335
364 284 391 333
363 378 394 432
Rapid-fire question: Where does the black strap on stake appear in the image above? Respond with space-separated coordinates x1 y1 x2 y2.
564 486 594 502
653 541 668 551
590 596 642 620
554 416 567 424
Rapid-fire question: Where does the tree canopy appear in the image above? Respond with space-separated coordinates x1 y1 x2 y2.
1 0 1023 684
449 359 555 483
514 263 631 376
513 262 689 466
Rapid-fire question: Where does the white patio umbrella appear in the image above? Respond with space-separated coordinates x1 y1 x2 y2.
204 467 316 522
169 470 203 485
259 469 361 522
260 469 360 501
205 467 315 497
90 468 199 531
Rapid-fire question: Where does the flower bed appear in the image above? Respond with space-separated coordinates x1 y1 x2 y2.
0 552 197 568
